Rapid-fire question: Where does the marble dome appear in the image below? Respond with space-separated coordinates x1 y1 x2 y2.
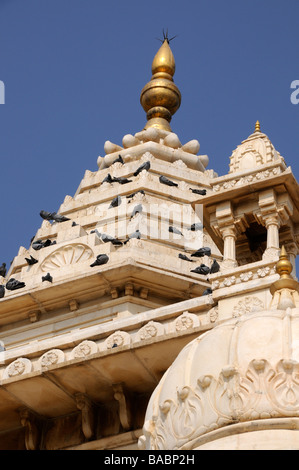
138 250 299 450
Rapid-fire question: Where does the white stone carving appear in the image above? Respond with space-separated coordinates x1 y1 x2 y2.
39 349 65 368
102 330 131 350
173 312 200 332
3 358 32 379
70 340 98 359
40 243 93 272
135 321 165 342
232 296 264 318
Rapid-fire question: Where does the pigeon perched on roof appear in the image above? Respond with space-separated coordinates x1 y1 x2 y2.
190 188 207 195
209 259 220 274
40 210 54 221
25 255 38 266
191 264 210 275
112 154 124 165
188 222 203 231
112 176 132 185
202 287 212 296
169 226 183 236
101 173 113 184
124 230 141 244
130 204 143 219
32 239 56 250
191 247 211 257
42 273 53 283
178 253 194 262
109 195 122 209
133 161 151 176
0 285 5 298
6 278 25 290
90 254 109 267
40 211 70 223
0 263 6 277
101 233 123 246
159 175 178 187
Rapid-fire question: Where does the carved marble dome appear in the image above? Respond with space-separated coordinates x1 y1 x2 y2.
139 249 299 450
229 121 283 173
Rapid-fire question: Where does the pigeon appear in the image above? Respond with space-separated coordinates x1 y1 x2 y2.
90 254 109 267
25 255 38 266
133 161 151 176
169 226 183 236
52 213 70 223
101 233 123 246
188 222 203 231
40 210 54 221
32 239 56 250
191 247 211 257
102 173 113 184
72 221 78 226
209 259 220 274
159 175 178 187
112 176 132 185
109 195 122 209
202 287 212 296
130 204 143 218
191 264 210 275
126 190 145 199
42 273 53 283
112 154 124 165
178 253 194 262
0 263 6 277
190 188 207 196
6 278 25 290
124 230 141 244
0 285 5 298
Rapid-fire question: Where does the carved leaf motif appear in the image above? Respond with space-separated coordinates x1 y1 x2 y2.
40 244 93 272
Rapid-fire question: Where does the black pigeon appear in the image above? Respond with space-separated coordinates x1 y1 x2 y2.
202 287 212 296
112 176 132 185
90 254 109 267
124 229 141 244
101 233 123 246
191 264 210 275
178 253 194 262
72 221 78 226
191 247 211 257
159 175 178 187
32 239 56 250
130 204 143 219
42 273 53 283
0 285 5 298
190 188 207 196
133 161 151 176
109 195 122 209
188 222 203 231
0 263 6 277
102 173 113 184
112 154 124 165
126 190 145 199
6 278 25 291
25 255 38 266
40 210 54 221
209 259 220 274
169 226 183 236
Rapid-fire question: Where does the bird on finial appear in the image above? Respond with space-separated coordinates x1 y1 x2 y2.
156 28 178 44
255 120 261 132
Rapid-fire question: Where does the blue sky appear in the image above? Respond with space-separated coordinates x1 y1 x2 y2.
0 0 298 268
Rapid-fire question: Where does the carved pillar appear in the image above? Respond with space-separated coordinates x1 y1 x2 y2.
284 242 298 279
220 226 238 268
262 214 281 260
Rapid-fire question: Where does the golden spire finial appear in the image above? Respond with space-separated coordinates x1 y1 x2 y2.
140 33 181 131
255 120 261 132
270 246 299 303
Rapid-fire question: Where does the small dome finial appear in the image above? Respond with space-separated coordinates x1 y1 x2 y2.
140 35 181 131
270 246 299 306
255 120 261 132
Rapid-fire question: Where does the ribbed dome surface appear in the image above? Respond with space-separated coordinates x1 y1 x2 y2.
139 305 299 450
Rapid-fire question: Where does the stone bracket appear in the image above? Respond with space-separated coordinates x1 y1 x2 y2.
113 383 132 431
